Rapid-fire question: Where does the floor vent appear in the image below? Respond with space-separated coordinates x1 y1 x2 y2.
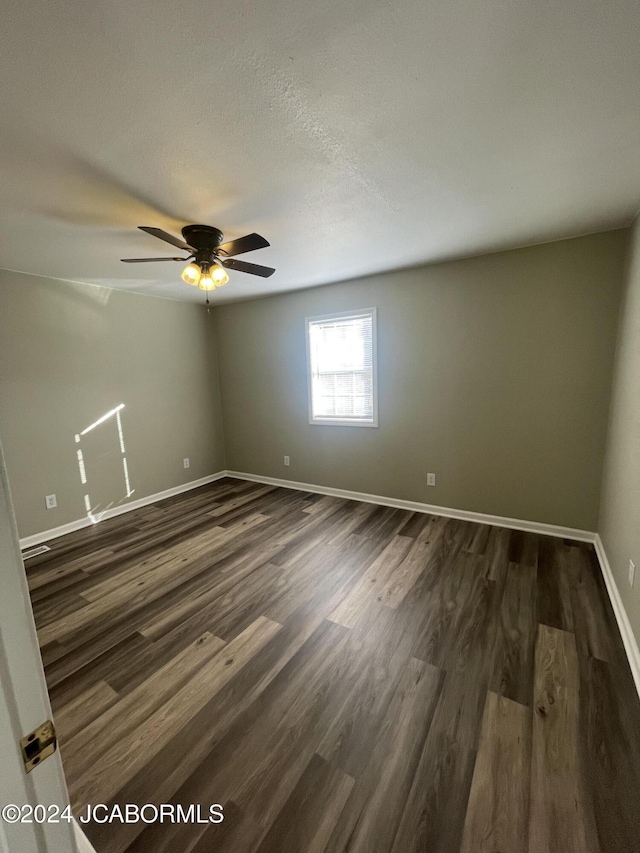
21 545 51 560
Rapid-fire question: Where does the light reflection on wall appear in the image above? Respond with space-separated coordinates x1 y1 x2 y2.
76 448 87 484
75 403 134 523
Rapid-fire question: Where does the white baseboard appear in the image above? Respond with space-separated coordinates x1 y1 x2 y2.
73 819 97 853
19 472 228 549
225 470 596 542
594 535 640 699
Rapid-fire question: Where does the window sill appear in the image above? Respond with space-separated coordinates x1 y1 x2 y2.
309 419 379 428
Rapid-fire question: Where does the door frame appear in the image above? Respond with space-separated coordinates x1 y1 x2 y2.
0 436 87 852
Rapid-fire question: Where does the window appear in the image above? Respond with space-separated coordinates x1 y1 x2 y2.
306 308 378 427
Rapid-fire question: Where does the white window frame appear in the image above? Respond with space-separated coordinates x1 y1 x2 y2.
305 308 378 428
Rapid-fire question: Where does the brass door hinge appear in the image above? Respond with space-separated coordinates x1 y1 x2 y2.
20 720 57 773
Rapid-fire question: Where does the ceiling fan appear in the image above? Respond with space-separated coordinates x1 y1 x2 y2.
121 225 275 293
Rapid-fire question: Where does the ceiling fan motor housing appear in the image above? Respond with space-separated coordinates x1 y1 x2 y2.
181 225 224 252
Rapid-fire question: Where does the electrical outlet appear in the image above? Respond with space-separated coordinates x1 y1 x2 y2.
45 494 57 510
183 458 190 469
284 455 290 467
629 559 636 588
427 473 436 486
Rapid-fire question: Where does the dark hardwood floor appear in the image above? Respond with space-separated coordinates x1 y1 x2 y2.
26 477 640 852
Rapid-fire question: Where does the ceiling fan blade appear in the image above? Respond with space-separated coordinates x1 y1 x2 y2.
121 256 188 263
218 233 270 257
138 226 194 251
222 258 275 278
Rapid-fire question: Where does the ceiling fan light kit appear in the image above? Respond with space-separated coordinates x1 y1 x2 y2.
121 224 275 303
182 261 229 290
181 261 202 286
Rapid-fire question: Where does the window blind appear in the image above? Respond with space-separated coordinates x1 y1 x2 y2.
307 310 377 425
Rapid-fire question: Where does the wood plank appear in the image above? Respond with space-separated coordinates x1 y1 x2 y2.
528 624 598 853
53 680 119 744
317 606 425 779
537 537 574 631
61 631 226 782
485 525 511 582
412 550 492 672
376 538 431 608
490 561 537 706
571 546 617 663
255 753 354 853
47 631 152 699
38 515 269 645
209 485 277 516
460 690 531 853
183 802 265 853
389 667 483 853
27 547 113 591
68 616 282 808
578 655 640 853
203 621 352 824
86 609 346 853
325 657 442 853
328 535 414 628
264 534 382 626
508 530 539 568
136 543 284 640
465 523 492 554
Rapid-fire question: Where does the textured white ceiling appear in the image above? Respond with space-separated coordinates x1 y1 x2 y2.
1 0 639 303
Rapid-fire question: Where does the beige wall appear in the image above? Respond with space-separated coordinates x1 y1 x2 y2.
0 270 225 538
215 231 627 531
0 228 629 540
600 215 640 647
